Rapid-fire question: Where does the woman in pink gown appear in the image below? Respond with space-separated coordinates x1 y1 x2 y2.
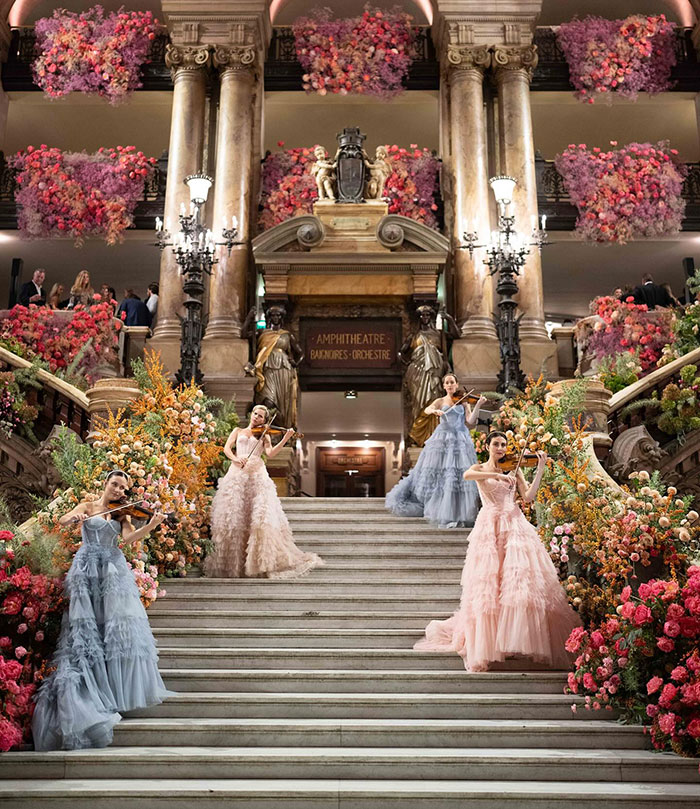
415 431 580 671
205 405 323 579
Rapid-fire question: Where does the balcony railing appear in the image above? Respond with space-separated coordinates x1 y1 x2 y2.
2 25 698 94
535 155 700 231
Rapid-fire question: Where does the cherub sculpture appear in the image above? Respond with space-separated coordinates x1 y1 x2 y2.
311 145 336 200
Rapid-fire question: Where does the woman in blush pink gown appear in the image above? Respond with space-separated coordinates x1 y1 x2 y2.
205 405 323 579
415 431 580 672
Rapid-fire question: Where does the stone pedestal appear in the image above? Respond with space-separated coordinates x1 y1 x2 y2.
85 378 143 427
266 446 296 497
452 338 500 391
552 326 576 379
521 339 558 382
549 378 612 451
200 337 255 414
313 200 389 252
119 326 151 377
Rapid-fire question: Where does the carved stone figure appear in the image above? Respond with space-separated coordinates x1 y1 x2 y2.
365 145 391 200
311 146 336 200
245 305 303 429
608 425 667 482
400 304 460 446
335 127 367 203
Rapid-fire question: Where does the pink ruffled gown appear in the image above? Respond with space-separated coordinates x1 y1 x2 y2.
205 432 323 579
415 476 580 671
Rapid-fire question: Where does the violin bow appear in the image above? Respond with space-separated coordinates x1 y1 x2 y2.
246 413 277 459
443 388 476 415
510 437 530 476
68 500 146 523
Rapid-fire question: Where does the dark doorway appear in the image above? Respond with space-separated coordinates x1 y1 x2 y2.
316 446 385 497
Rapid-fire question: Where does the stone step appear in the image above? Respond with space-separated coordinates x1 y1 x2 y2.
282 497 387 508
128 691 589 721
6 747 699 784
291 526 466 537
165 565 464 584
293 548 467 560
159 669 569 694
151 628 425 648
109 717 646 749
159 580 462 596
285 513 424 523
10 778 699 809
147 610 449 629
149 593 459 612
297 540 467 556
156 648 469 671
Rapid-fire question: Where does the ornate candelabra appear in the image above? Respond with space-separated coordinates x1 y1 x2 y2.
155 174 240 385
462 176 548 394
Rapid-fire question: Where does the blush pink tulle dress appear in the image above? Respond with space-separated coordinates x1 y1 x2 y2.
205 432 323 579
414 476 580 671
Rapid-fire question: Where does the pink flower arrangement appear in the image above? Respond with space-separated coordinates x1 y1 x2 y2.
0 530 64 751
10 144 156 245
555 141 687 243
259 142 440 230
566 566 700 761
33 5 159 104
557 14 676 103
0 302 120 383
583 295 675 373
129 559 166 608
292 5 416 99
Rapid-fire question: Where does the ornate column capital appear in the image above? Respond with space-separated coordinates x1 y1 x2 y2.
212 44 256 73
447 44 491 72
491 44 538 79
165 43 211 77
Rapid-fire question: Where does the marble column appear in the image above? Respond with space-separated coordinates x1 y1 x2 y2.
150 45 210 368
205 45 256 339
447 44 497 340
492 44 548 341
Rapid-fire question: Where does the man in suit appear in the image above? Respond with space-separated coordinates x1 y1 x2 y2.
18 268 46 307
117 288 151 327
631 273 675 309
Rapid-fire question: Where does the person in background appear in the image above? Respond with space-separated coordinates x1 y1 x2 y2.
47 283 66 309
145 282 159 329
18 268 46 307
662 283 682 309
630 274 674 309
100 285 117 307
117 289 151 327
67 270 94 309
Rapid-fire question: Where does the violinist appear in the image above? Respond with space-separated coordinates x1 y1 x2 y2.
386 373 485 529
33 469 172 751
205 404 323 579
415 431 580 672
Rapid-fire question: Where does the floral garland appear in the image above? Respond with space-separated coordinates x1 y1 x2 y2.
44 352 234 579
580 295 676 374
292 6 415 99
259 142 440 230
0 529 64 752
33 5 159 104
0 365 40 442
556 14 676 103
0 302 120 385
10 144 156 245
555 140 686 243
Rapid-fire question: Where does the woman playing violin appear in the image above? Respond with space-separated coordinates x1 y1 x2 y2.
415 431 580 672
386 373 485 528
32 470 172 751
205 405 323 579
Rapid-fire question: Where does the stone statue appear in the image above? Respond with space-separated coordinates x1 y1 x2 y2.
244 305 303 429
365 145 391 200
335 127 367 203
311 146 336 200
400 304 460 446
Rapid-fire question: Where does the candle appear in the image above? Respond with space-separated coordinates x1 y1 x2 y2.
155 216 162 232
180 202 186 216
530 215 537 232
222 216 228 231
231 215 238 231
541 214 547 231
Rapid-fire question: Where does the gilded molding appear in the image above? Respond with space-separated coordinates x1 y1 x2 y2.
165 43 211 75
491 44 538 78
446 44 491 72
212 44 256 72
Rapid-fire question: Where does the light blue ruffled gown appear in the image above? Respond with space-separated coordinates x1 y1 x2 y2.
386 404 480 528
32 516 173 751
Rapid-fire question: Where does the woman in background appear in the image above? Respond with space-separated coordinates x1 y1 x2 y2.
67 270 94 309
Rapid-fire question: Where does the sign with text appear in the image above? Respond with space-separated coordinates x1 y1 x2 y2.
303 319 399 370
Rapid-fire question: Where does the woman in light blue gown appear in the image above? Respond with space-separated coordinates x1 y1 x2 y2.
386 374 484 528
32 470 173 751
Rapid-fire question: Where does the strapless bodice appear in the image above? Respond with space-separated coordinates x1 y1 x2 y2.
236 432 265 459
437 404 468 433
476 477 517 510
82 516 120 548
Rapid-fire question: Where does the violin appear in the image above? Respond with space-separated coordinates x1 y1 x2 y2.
106 499 178 529
451 388 481 407
497 453 540 472
250 426 304 440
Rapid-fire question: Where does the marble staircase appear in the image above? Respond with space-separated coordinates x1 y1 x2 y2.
2 497 700 808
